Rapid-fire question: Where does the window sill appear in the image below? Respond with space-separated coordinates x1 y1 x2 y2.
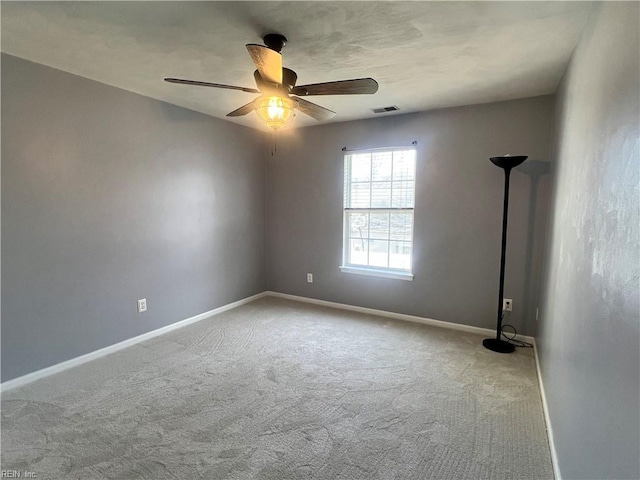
339 266 414 281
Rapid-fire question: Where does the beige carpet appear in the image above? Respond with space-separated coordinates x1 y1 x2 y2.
1 296 553 479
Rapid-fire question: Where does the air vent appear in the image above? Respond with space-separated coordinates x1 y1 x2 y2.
372 106 400 113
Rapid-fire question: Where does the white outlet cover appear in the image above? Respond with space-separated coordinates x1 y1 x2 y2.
503 299 513 311
307 273 313 283
137 298 147 313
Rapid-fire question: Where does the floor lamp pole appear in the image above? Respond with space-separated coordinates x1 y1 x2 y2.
483 155 527 354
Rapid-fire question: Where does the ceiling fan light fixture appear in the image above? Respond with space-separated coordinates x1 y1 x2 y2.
255 96 296 131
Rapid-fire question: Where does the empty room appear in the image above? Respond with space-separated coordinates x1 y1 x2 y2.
1 2 638 479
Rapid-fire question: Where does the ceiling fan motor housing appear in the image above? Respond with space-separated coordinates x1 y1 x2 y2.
282 68 297 90
253 68 297 92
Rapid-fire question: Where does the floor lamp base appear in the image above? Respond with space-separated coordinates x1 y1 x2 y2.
482 338 515 353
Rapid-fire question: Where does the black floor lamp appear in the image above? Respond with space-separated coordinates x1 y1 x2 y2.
483 155 527 354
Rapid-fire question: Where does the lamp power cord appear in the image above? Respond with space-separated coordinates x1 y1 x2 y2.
500 312 534 349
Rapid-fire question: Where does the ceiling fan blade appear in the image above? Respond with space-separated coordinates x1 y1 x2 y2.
246 44 283 85
292 78 378 96
226 101 256 117
293 97 336 121
165 78 259 93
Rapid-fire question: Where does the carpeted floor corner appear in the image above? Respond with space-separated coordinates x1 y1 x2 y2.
1 296 553 479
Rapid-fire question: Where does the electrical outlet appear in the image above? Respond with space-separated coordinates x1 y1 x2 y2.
307 273 313 283
137 298 147 313
503 298 513 312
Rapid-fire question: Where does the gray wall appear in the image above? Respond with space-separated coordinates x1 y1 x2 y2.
1 54 267 381
267 96 554 336
537 3 640 479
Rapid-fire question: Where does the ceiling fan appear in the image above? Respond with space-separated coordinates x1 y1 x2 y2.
164 33 379 130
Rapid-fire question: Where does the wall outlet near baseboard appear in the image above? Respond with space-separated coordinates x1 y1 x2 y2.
307 273 313 283
137 298 147 313
503 298 513 312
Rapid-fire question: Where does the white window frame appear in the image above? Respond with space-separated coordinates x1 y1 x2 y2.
340 146 417 281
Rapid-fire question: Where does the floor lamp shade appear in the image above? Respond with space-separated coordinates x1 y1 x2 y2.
483 155 527 354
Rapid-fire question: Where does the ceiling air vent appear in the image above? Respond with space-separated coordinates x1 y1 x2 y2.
372 106 400 113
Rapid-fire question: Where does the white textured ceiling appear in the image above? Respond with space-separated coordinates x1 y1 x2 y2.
1 1 593 131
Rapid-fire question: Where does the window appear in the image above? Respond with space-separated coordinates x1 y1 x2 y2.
340 146 416 280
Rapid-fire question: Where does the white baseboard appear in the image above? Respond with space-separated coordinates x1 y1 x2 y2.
2 289 536 391
3 288 555 477
533 340 562 480
265 291 535 344
0 292 267 392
